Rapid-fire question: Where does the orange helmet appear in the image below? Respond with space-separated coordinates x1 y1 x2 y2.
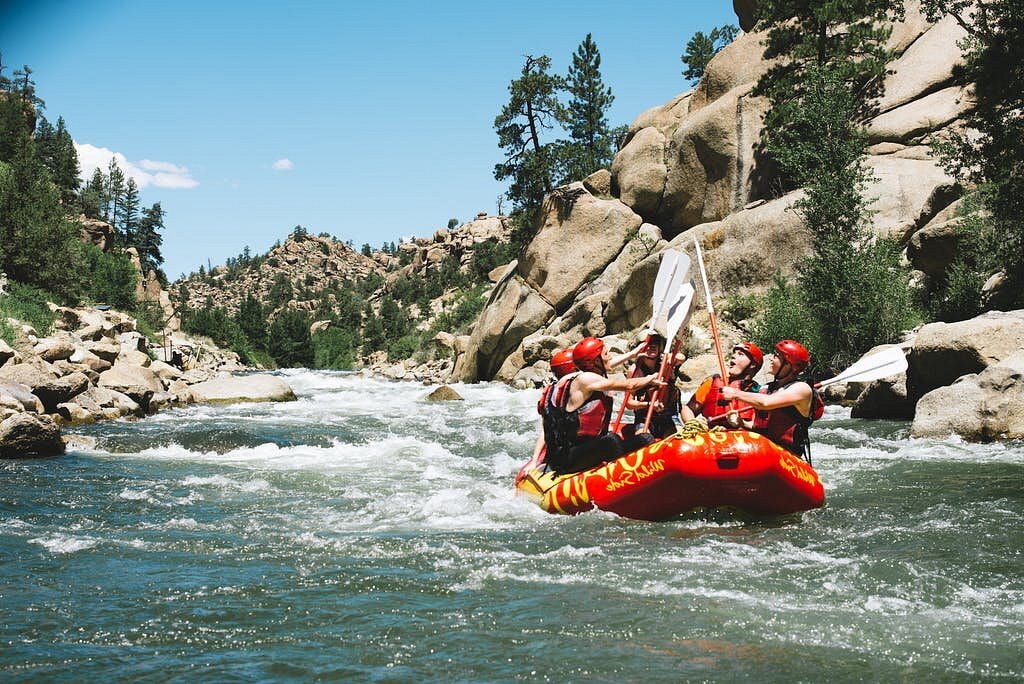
550 348 576 378
733 341 764 374
572 337 605 373
775 339 810 371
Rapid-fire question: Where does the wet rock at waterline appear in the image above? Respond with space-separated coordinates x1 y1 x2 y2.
908 310 1024 402
425 385 463 402
0 413 64 459
851 375 915 421
912 351 1024 441
190 375 298 405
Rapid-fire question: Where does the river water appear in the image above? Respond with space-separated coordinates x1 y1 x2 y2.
1 370 1021 681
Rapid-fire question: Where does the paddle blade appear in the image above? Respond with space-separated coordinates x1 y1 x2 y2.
650 251 691 334
819 346 908 388
663 282 696 342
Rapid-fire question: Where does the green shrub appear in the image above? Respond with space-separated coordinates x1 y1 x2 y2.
721 293 761 325
387 332 424 359
473 241 516 282
750 275 820 362
921 190 998 322
752 238 921 374
313 327 357 369
182 304 256 362
267 308 313 367
79 244 140 309
448 284 488 330
927 258 986 323
134 300 166 343
0 281 56 337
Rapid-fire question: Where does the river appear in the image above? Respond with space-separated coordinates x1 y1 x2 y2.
1 370 1021 681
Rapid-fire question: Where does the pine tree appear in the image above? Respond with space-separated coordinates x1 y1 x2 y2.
52 117 80 207
81 168 106 219
0 93 29 162
494 55 565 213
361 304 386 352
105 158 125 227
11 64 44 110
0 113 82 301
36 115 81 206
681 25 739 81
561 34 617 182
0 52 11 91
235 294 268 350
136 201 165 275
267 308 313 367
121 178 140 247
34 115 57 167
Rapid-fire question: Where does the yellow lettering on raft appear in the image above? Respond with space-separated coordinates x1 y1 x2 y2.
605 459 666 491
777 453 819 486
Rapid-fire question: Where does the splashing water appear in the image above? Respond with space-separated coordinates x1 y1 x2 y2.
1 371 1021 681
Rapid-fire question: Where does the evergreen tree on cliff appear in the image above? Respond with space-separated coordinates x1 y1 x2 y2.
0 105 81 300
752 0 915 371
560 34 618 183
105 157 125 226
681 24 739 81
121 178 140 247
494 55 565 219
34 115 80 207
921 0 1024 310
136 202 166 281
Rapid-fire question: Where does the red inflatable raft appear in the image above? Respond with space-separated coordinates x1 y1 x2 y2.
514 429 824 521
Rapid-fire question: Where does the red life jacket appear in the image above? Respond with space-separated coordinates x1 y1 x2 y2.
752 378 825 458
540 374 614 460
699 375 759 420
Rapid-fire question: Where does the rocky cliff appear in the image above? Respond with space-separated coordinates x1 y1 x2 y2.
173 214 510 321
173 231 382 317
452 0 972 389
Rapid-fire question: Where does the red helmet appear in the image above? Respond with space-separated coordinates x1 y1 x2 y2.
732 342 764 374
572 336 605 373
775 339 810 371
550 348 576 378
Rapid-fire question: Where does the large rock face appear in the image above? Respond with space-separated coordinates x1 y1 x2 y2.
863 155 958 240
911 351 1024 440
452 268 554 381
98 363 164 410
520 186 643 311
907 310 1024 402
874 14 969 115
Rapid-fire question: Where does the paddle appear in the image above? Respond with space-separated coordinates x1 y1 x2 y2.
643 281 696 431
612 250 691 432
693 237 733 412
815 346 908 389
649 250 691 337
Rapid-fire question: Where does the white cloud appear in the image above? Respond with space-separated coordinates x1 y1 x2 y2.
272 158 294 171
74 142 199 189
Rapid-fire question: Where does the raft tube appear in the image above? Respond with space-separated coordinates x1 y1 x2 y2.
515 430 824 521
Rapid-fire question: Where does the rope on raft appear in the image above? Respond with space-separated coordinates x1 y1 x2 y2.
674 419 727 439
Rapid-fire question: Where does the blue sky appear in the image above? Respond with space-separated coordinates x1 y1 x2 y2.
1 1 739 280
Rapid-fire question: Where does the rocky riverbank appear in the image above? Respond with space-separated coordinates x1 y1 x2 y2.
0 304 296 458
